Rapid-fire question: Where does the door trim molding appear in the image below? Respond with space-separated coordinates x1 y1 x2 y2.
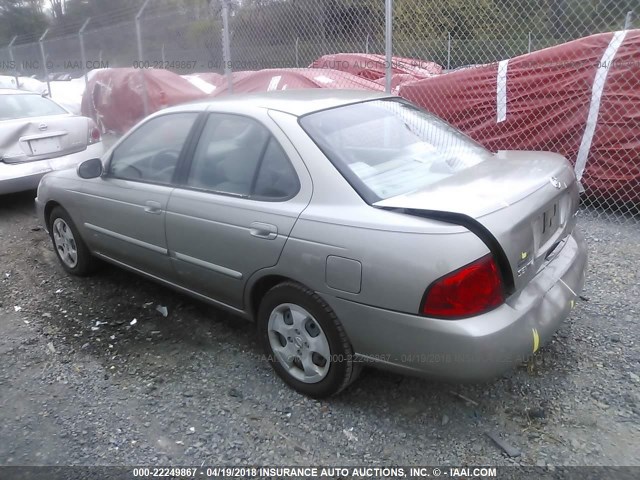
174 251 243 279
93 252 247 318
84 223 168 255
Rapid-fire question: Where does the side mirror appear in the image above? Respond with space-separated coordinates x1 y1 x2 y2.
77 158 103 179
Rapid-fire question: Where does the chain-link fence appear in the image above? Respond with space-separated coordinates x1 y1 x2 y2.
82 20 139 71
1 0 638 221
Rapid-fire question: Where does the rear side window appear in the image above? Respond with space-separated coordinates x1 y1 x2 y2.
0 94 67 120
253 138 299 200
300 99 492 202
186 113 299 200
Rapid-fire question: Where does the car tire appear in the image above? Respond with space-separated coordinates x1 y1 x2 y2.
257 281 361 398
49 206 97 276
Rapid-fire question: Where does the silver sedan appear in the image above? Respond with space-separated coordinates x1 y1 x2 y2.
36 90 587 397
0 88 104 195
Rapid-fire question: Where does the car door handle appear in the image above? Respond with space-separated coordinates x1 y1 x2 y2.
250 222 278 240
144 200 162 214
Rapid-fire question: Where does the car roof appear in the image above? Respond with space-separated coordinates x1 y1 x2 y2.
167 89 395 117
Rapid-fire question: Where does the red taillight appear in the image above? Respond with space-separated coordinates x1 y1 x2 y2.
88 120 101 144
421 254 504 319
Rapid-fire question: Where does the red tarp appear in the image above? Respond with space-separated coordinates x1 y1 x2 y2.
311 53 442 81
187 72 225 86
81 68 384 134
399 30 640 203
208 68 385 96
81 68 209 134
186 72 258 89
373 73 423 91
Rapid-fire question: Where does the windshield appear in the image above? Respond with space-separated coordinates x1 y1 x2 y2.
300 99 493 202
0 93 67 121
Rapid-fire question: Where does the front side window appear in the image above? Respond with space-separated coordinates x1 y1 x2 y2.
0 94 67 121
186 113 299 199
108 113 197 184
300 99 493 202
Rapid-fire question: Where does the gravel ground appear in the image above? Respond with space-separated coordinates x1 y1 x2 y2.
0 191 638 468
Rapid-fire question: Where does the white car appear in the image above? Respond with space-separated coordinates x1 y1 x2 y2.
0 88 104 195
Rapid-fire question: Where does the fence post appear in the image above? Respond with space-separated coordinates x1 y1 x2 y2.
365 33 370 54
624 11 633 29
528 32 532 53
79 18 91 86
8 36 19 88
221 0 233 94
295 37 299 68
39 29 51 96
161 44 166 64
320 1 327 53
447 32 451 70
136 0 151 116
384 0 393 93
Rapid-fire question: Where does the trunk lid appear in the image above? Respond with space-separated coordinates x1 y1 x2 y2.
374 151 580 293
0 115 89 164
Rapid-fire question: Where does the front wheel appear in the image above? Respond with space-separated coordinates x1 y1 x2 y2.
49 206 97 276
257 282 361 398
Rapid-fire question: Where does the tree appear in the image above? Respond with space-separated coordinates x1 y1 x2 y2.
0 0 48 43
49 0 64 19
55 0 145 28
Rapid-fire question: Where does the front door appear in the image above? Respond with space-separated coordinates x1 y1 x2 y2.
78 112 199 280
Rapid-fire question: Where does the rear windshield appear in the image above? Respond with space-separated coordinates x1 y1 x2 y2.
299 99 493 202
0 93 67 121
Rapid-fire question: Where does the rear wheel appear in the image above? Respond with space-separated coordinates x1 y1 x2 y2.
257 281 360 398
49 206 96 276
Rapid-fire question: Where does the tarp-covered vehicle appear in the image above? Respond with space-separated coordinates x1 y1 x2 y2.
208 68 385 97
399 30 640 203
81 68 210 135
311 53 442 81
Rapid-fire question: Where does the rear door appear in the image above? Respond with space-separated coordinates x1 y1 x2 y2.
76 112 199 280
0 93 88 163
165 112 311 309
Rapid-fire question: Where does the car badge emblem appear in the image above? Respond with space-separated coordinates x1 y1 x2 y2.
38 123 48 131
550 176 562 189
